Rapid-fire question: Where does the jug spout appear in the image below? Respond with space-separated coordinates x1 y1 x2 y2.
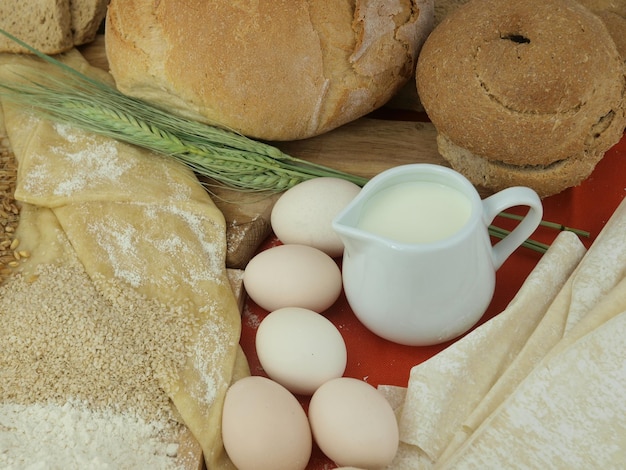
332 222 369 258
332 191 383 255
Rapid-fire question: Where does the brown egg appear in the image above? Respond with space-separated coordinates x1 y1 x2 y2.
222 376 312 470
308 377 399 468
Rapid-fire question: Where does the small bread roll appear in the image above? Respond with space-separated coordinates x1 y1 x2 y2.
416 0 626 197
105 0 434 141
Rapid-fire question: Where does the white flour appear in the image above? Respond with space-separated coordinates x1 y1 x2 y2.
0 401 182 470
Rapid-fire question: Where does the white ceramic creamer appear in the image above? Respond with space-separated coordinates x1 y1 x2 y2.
332 164 543 346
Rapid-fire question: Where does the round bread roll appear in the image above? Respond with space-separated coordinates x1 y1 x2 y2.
105 0 433 141
416 0 626 198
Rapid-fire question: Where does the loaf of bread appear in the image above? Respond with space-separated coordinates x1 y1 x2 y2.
105 0 433 141
0 0 108 54
416 0 626 198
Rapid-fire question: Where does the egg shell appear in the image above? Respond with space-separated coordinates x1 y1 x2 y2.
271 177 361 257
308 377 399 469
222 376 312 470
256 307 348 395
243 244 342 313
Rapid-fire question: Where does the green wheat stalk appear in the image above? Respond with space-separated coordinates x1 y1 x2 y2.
0 30 367 192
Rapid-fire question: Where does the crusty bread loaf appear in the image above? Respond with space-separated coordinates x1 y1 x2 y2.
105 0 432 141
416 0 626 197
0 0 108 54
0 0 73 54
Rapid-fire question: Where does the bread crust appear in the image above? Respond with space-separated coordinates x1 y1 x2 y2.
416 0 626 168
105 0 430 141
437 133 606 198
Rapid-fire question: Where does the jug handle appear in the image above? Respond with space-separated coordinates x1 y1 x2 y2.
482 187 543 270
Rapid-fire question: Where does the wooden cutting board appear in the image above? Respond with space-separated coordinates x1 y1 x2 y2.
79 36 445 269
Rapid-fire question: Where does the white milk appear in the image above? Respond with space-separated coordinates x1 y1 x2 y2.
356 181 471 244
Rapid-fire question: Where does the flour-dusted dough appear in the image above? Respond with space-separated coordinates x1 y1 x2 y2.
391 231 586 465
439 196 626 461
440 309 626 468
0 51 248 469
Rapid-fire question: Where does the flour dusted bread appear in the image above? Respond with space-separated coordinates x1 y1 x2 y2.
105 0 431 141
416 0 626 197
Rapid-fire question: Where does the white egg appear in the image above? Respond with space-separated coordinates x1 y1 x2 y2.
222 376 312 470
271 177 361 257
243 244 342 313
256 307 347 395
308 377 399 469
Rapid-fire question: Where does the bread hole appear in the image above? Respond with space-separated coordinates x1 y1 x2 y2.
501 34 530 44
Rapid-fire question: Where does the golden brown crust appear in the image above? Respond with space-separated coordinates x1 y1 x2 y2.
437 133 606 198
416 0 626 168
106 0 429 141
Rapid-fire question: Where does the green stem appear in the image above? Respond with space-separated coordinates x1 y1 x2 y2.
497 211 590 238
488 225 550 254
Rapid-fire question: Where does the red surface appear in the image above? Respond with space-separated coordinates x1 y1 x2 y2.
239 131 626 469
